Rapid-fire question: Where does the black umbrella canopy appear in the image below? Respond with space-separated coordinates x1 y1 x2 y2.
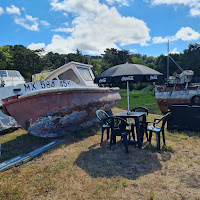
94 63 163 84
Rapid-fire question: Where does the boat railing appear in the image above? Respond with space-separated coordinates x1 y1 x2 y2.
155 82 200 93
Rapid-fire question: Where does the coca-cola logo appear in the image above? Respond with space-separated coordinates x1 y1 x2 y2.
99 78 107 83
121 76 134 81
150 75 157 80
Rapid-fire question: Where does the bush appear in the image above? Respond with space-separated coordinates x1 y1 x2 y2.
141 85 154 93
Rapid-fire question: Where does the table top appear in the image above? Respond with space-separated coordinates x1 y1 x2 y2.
114 112 146 118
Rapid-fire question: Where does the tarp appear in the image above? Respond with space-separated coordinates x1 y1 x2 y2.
0 110 20 132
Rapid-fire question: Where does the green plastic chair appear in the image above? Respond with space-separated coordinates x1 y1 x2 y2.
146 112 171 150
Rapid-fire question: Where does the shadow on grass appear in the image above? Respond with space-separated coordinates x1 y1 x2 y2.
74 141 171 180
0 131 55 162
0 127 20 136
0 124 101 163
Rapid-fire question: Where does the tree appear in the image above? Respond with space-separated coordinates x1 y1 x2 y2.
0 45 13 69
9 45 42 79
101 48 130 71
45 52 65 69
131 57 146 65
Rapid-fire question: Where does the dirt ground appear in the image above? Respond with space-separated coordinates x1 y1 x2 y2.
0 108 199 200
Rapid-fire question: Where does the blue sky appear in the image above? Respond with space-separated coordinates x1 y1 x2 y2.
0 0 200 57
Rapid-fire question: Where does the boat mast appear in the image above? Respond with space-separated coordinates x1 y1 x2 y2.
167 40 169 83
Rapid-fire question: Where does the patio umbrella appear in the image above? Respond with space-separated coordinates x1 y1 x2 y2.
94 63 163 114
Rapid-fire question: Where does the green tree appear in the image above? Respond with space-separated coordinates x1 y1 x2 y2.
45 52 65 69
131 57 146 65
9 45 41 80
101 48 130 71
0 45 13 69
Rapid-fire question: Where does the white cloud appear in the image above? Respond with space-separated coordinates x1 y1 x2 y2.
40 20 50 27
14 14 39 31
105 0 129 6
152 27 200 44
52 27 74 32
6 5 21 15
47 0 150 54
190 7 200 17
130 49 137 53
63 12 68 17
175 27 200 41
0 7 4 15
170 47 180 54
150 0 200 17
27 43 46 50
152 36 176 44
63 22 69 26
46 35 75 54
152 0 192 6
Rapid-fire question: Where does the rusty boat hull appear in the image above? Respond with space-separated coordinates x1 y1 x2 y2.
155 84 200 113
2 80 121 137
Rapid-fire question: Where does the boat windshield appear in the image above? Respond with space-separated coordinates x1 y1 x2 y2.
7 71 21 77
0 71 7 77
77 67 93 81
58 69 80 84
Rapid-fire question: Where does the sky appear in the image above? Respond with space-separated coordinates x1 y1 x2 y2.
0 0 200 57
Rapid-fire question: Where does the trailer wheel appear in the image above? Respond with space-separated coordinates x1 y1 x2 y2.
191 95 200 105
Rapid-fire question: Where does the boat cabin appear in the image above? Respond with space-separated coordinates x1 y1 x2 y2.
168 70 194 85
43 61 96 87
179 70 194 84
0 70 25 87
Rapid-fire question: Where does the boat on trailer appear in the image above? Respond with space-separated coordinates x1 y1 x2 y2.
1 62 121 138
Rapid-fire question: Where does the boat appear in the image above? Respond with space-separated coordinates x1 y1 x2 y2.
0 70 25 132
154 42 200 114
154 70 200 113
1 62 121 138
0 70 25 87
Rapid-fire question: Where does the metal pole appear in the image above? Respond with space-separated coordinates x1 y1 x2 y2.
167 40 169 82
127 81 130 115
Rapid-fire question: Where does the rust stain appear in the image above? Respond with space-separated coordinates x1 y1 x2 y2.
155 84 200 113
2 89 121 138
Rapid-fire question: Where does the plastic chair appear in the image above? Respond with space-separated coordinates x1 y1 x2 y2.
104 117 131 153
146 112 171 150
96 110 111 145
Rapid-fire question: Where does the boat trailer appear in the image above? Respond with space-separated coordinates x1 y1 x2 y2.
0 139 63 173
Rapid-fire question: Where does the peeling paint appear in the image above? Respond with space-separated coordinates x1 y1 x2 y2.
3 87 121 138
155 84 200 113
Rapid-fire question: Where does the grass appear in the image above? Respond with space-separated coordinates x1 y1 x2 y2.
116 89 162 115
0 129 55 162
0 108 200 200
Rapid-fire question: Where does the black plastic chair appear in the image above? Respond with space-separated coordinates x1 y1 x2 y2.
131 106 149 115
131 106 149 141
104 117 131 153
146 112 171 150
96 110 111 145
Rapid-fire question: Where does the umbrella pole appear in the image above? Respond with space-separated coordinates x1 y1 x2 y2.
127 81 130 115
127 81 131 133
